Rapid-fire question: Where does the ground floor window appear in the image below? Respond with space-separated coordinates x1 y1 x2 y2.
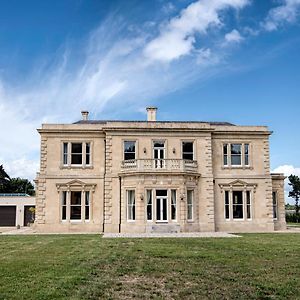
187 190 193 221
171 189 177 220
146 190 152 221
272 191 278 219
127 190 136 221
224 190 252 220
61 190 90 221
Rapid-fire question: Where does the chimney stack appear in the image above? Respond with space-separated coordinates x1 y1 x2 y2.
81 110 89 121
146 106 157 122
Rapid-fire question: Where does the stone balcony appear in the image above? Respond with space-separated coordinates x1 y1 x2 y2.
120 159 199 174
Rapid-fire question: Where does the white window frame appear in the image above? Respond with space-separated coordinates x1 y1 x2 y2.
223 143 250 168
123 141 136 161
60 190 91 223
224 189 253 221
61 141 92 168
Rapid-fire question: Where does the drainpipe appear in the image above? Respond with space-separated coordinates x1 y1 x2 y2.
119 176 122 233
103 138 106 233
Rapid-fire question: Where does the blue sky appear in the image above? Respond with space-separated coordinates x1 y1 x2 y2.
0 0 299 201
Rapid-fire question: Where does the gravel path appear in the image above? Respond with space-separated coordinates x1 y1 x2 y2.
103 232 240 238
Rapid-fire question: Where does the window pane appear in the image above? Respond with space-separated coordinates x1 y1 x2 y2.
86 143 90 165
62 191 67 205
232 191 243 219
85 206 90 220
183 153 193 160
70 206 81 220
71 192 81 205
156 190 167 197
62 206 66 220
225 191 229 219
225 191 229 205
187 190 193 220
153 141 164 148
182 142 193 160
171 190 176 220
147 190 152 221
246 191 251 219
231 144 241 155
224 155 228 166
245 144 249 165
63 143 68 165
124 141 136 160
85 192 90 206
231 155 241 165
72 143 82 154
71 154 82 164
223 144 228 155
127 190 135 220
124 153 135 160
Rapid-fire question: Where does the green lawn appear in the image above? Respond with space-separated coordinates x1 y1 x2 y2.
0 234 299 300
287 222 300 227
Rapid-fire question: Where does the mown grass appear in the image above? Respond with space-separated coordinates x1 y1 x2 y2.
0 234 299 299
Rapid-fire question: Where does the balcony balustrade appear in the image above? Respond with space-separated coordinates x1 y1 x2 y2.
121 159 198 173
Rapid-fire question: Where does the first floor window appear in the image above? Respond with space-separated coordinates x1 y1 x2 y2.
182 142 193 160
187 190 193 221
272 191 278 219
124 141 136 160
127 190 135 221
171 190 177 220
146 190 152 221
62 142 91 167
223 143 250 167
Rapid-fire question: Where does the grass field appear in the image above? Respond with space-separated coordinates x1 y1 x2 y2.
0 234 299 300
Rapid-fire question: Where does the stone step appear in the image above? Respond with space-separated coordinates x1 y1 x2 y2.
146 224 180 233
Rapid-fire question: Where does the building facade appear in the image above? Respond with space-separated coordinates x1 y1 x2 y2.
34 107 286 233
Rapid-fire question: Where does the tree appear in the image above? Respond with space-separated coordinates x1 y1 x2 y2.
0 177 35 196
288 174 300 218
0 165 10 185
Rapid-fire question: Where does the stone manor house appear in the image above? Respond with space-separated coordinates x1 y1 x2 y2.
34 107 286 233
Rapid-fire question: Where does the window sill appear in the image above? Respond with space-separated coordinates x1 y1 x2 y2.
222 166 253 170
60 165 93 170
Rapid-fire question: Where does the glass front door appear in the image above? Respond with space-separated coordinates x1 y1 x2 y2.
156 190 168 222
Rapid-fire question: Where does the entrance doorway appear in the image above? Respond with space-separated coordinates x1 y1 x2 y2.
156 190 168 222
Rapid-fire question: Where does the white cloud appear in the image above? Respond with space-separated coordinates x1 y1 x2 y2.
1 157 40 182
143 0 249 62
262 0 300 31
224 29 244 44
272 165 300 204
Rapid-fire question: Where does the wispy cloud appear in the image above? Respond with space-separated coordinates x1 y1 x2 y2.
224 29 244 44
144 0 249 63
262 0 300 31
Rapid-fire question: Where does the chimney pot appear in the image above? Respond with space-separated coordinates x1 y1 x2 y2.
146 106 157 122
81 110 89 121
